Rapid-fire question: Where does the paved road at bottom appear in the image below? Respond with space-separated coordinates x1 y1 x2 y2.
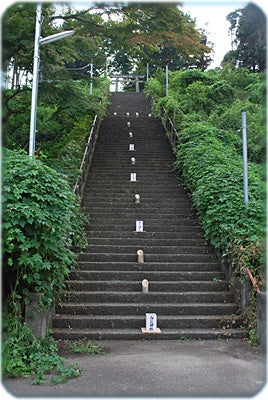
3 339 266 398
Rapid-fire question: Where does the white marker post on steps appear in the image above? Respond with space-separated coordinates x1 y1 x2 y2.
127 121 131 127
131 157 136 165
129 144 135 151
136 220 143 232
142 279 149 293
137 249 144 263
130 173 137 182
129 132 133 138
141 313 161 334
134 194 140 204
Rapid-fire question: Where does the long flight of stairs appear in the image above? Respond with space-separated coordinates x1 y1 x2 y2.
53 92 245 340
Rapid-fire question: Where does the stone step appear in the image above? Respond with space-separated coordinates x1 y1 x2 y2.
67 280 227 291
76 261 220 271
84 207 196 215
55 302 238 316
85 225 204 233
92 150 174 157
83 184 185 191
82 245 214 255
83 199 193 207
77 253 216 263
53 314 241 330
93 181 178 187
88 174 179 181
86 217 200 225
86 238 207 246
71 271 225 281
83 187 187 194
89 176 178 181
91 157 174 162
83 201 194 210
65 291 234 304
95 138 168 142
88 213 196 221
85 224 202 232
85 231 205 240
89 168 176 174
90 163 175 170
53 327 246 340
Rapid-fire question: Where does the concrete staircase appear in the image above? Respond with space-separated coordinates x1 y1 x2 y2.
53 93 245 340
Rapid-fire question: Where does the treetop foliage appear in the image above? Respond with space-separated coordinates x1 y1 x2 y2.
224 2 266 71
2 2 213 84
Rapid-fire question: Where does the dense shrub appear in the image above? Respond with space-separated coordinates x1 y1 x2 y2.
175 122 265 255
183 81 211 114
175 69 213 91
145 67 265 289
2 149 87 309
208 99 265 164
208 80 235 105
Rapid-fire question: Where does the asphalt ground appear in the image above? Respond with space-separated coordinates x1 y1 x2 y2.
2 339 266 399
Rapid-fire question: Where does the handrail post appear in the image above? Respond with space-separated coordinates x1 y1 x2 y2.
73 114 100 201
160 106 179 154
245 267 261 294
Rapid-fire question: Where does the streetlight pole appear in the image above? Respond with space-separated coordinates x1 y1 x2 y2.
29 3 42 157
29 3 74 157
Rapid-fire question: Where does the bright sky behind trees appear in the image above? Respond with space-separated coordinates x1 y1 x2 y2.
183 0 247 68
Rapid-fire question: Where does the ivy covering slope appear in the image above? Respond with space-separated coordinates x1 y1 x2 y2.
2 149 91 382
145 67 265 288
2 149 88 308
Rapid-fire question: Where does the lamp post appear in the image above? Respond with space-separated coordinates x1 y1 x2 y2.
29 3 74 157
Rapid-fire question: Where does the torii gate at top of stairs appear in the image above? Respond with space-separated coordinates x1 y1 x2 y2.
109 74 146 92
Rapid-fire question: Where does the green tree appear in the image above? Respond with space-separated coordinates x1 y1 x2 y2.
226 3 266 72
103 2 212 73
